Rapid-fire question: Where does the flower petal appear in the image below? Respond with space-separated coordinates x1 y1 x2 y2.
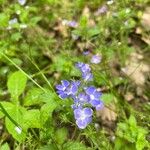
85 86 96 95
74 108 82 120
61 80 70 87
76 119 88 129
83 108 93 117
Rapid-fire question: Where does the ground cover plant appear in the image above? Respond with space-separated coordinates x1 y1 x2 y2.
0 0 150 150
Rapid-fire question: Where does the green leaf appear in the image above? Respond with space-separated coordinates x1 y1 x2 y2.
128 115 137 127
5 104 27 142
101 93 115 104
87 27 100 38
0 13 9 27
63 141 87 150
136 128 148 150
40 102 57 124
0 102 14 118
7 71 27 100
24 88 44 106
0 142 10 150
24 109 41 128
10 32 22 42
55 127 68 145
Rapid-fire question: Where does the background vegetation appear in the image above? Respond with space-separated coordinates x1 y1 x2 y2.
0 0 149 150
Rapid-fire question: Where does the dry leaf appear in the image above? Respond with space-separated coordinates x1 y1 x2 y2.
141 7 150 31
96 104 117 121
122 52 149 86
124 92 134 101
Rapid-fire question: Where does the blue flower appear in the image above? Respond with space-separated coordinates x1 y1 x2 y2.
72 92 90 109
56 80 80 99
85 86 103 110
74 108 93 129
91 55 101 64
56 61 104 129
56 80 70 99
95 5 108 16
18 0 26 5
83 50 90 55
76 62 93 81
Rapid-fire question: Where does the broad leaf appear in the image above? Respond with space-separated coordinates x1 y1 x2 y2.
40 102 57 125
24 109 41 128
5 104 27 142
24 88 44 106
7 71 27 100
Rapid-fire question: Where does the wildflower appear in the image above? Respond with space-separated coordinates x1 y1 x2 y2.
62 19 78 28
9 18 18 25
56 80 70 99
7 18 18 30
56 61 103 129
76 62 93 81
85 86 103 110
74 93 90 106
83 50 90 55
74 108 93 129
56 80 80 99
18 0 26 5
91 55 101 64
95 5 108 16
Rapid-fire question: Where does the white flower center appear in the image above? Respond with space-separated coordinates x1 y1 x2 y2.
90 95 95 100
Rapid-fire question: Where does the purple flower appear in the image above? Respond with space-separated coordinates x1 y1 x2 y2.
56 80 80 99
62 20 78 28
83 50 90 55
74 108 93 129
72 93 90 109
56 80 70 99
56 61 104 129
91 55 101 64
76 62 93 81
95 5 107 15
18 0 26 5
85 86 103 110
66 81 79 96
67 21 78 28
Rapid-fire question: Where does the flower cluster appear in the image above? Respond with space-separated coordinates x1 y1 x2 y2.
56 62 103 129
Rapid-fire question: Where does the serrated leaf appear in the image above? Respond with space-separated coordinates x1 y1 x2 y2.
40 102 57 124
7 71 27 100
24 109 41 128
24 88 44 106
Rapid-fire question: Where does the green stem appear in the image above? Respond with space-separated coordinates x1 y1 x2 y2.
1 52 46 92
